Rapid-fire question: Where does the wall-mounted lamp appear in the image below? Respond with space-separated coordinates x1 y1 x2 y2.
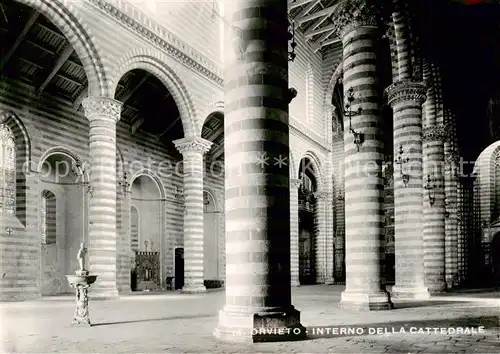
424 174 436 206
444 201 450 218
344 87 364 152
395 145 410 187
118 172 130 192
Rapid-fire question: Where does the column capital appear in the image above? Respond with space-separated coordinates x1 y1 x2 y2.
445 150 461 165
334 0 382 39
422 124 447 142
385 80 427 107
173 137 213 155
314 191 333 200
82 97 122 122
290 178 302 189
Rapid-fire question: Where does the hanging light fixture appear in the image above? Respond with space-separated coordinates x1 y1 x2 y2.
395 145 410 187
425 175 436 206
344 87 364 151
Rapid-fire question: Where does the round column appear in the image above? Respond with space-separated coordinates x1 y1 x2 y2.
385 80 430 300
82 96 122 299
214 0 304 342
444 146 459 288
173 137 213 294
422 124 447 293
338 9 393 311
290 178 301 287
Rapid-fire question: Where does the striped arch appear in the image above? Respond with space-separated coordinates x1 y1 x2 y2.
0 110 31 225
127 169 166 199
473 141 500 223
116 145 125 180
110 49 197 138
297 151 325 192
203 186 221 212
198 95 224 136
36 146 89 183
324 60 343 108
289 149 298 181
16 0 109 97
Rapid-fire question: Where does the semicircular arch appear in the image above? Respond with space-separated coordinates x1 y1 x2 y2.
110 49 197 138
16 0 109 97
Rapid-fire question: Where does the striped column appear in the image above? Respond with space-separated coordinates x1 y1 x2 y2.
422 124 447 293
82 97 122 299
392 0 411 80
385 80 430 300
290 178 301 287
444 145 459 288
173 137 213 294
316 192 335 284
339 15 393 310
214 0 304 342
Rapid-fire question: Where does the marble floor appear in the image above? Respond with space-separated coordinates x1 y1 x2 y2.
1 285 499 353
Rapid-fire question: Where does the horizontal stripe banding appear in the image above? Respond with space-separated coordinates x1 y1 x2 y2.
386 80 428 295
218 0 293 317
340 21 390 308
82 97 121 297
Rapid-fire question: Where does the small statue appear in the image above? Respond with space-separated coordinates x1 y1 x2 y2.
77 242 88 272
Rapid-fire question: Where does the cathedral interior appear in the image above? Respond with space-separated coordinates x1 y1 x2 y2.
0 0 500 347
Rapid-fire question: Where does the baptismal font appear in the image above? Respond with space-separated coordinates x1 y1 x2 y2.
66 242 98 326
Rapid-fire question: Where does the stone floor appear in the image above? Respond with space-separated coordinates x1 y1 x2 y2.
1 285 499 353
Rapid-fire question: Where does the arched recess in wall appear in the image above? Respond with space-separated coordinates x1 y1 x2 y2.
110 50 197 138
473 141 500 225
297 153 324 285
14 0 109 97
38 148 87 296
0 110 31 225
40 189 59 296
128 170 166 291
201 102 225 168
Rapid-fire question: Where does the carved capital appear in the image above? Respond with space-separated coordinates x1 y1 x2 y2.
385 80 427 107
290 178 302 189
422 124 447 142
445 150 461 165
82 97 122 122
333 0 382 39
173 137 213 155
314 191 333 200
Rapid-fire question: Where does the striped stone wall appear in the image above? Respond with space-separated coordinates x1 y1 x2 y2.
0 77 224 299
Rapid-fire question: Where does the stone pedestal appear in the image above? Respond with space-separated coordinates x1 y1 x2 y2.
66 271 98 326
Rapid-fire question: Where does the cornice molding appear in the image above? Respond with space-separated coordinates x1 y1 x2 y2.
86 0 223 86
289 116 330 154
86 1 330 149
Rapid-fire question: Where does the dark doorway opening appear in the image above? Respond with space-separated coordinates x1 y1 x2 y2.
174 247 184 290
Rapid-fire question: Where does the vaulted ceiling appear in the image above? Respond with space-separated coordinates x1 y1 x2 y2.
0 0 184 152
288 0 342 52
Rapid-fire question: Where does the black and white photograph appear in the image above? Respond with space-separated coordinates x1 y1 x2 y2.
0 0 499 352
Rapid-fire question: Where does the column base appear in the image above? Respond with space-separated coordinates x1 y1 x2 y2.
291 279 300 287
325 277 335 285
181 284 207 294
391 285 431 301
214 305 306 343
339 289 393 311
89 289 119 300
426 283 447 295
